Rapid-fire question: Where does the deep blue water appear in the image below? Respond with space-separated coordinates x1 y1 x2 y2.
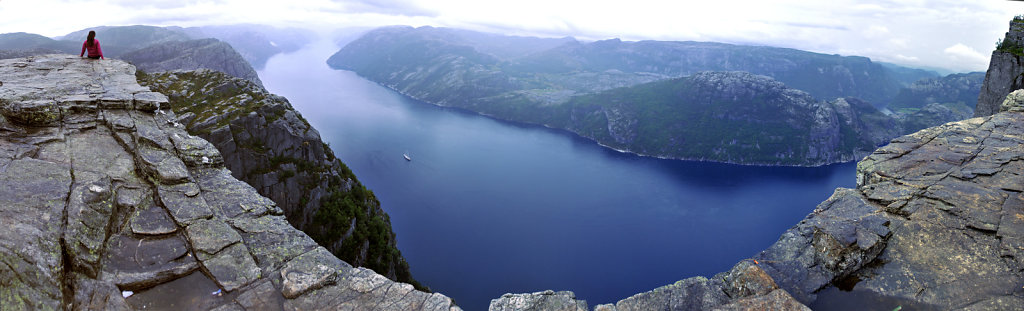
258 40 857 310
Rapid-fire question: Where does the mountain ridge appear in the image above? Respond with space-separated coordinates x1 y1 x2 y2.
327 25 960 166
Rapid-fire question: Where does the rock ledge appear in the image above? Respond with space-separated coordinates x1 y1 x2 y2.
0 54 457 310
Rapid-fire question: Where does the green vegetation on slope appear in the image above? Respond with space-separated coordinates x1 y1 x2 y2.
554 72 890 165
327 26 924 165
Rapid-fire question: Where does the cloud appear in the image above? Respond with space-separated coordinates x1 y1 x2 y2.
894 54 920 62
944 43 990 68
0 0 1020 72
333 0 438 17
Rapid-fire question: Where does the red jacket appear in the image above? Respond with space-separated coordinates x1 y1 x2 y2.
80 39 104 59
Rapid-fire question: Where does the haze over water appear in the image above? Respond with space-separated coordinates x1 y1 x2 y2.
259 40 857 310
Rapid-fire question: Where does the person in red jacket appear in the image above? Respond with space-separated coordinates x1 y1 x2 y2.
80 30 104 60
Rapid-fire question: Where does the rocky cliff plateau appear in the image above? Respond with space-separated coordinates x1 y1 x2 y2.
0 55 457 310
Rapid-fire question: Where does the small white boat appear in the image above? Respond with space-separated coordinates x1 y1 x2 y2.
403 153 412 161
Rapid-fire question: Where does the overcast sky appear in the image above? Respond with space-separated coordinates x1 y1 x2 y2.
0 0 1019 72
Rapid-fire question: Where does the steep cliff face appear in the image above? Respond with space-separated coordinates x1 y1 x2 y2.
0 55 457 310
976 16 1024 117
122 38 264 88
557 72 900 165
136 69 421 288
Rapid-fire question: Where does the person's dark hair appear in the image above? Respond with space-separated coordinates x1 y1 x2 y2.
86 31 96 47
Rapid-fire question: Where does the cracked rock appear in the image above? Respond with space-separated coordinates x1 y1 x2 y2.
280 247 344 299
1 55 456 311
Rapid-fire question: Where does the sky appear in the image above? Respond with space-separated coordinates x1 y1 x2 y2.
0 0 1019 73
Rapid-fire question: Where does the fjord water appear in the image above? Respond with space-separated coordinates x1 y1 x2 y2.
259 40 856 310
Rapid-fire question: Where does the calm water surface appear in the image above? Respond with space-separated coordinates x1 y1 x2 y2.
258 40 857 310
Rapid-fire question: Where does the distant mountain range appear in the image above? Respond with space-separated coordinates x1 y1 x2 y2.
0 24 315 86
328 26 979 166
554 72 900 165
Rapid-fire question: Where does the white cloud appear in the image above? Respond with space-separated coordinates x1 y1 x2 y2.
944 43 990 70
0 0 1020 72
894 54 920 62
865 25 890 38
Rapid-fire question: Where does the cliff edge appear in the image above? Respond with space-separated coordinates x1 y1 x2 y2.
976 16 1024 117
136 69 421 288
0 55 457 310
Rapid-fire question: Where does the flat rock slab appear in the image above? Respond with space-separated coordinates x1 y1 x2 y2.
124 271 226 311
235 280 285 310
228 215 318 270
280 247 345 299
102 234 198 290
157 182 214 225
0 158 72 310
134 91 169 112
185 218 243 259
286 267 459 311
170 132 223 167
138 146 190 184
201 243 261 292
490 290 588 311
131 203 179 235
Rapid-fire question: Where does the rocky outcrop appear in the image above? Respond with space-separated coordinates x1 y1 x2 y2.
0 55 456 310
975 16 1024 117
490 290 588 311
122 38 264 88
136 69 422 289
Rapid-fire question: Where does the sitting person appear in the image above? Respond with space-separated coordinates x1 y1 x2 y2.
80 30 104 60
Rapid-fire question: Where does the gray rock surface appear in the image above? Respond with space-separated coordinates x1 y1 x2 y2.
1001 89 1024 113
138 69 421 288
976 17 1024 117
490 290 588 311
0 54 456 310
